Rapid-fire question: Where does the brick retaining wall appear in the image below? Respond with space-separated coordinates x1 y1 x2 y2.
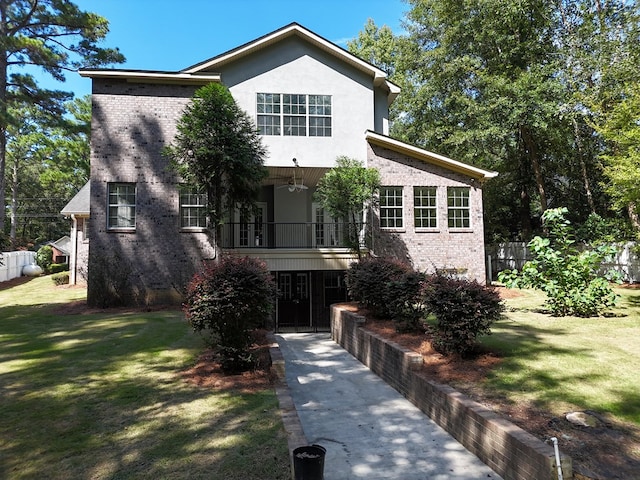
331 305 573 480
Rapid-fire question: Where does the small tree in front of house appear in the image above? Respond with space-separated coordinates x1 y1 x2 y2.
184 256 277 373
314 156 380 259
164 83 267 252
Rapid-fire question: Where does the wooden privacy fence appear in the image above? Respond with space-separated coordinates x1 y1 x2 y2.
0 251 37 283
486 242 640 284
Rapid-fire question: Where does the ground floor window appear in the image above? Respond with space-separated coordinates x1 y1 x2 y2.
447 186 470 229
107 183 136 230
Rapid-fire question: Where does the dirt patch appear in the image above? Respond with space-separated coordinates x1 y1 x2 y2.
360 297 640 480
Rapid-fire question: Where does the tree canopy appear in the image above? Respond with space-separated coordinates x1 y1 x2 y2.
349 1 640 242
0 0 124 236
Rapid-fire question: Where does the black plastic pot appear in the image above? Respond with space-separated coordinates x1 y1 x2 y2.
293 444 326 480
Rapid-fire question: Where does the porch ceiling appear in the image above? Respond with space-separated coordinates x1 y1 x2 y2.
265 166 330 189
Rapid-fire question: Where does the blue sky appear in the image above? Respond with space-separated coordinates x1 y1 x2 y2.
37 0 408 99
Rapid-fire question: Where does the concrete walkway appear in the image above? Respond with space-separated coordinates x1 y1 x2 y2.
276 333 503 480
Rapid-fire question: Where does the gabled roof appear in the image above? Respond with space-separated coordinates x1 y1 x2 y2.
79 23 400 103
183 22 400 102
365 131 498 181
61 182 90 216
49 236 72 256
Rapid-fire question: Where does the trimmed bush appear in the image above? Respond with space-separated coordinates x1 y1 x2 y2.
49 263 68 274
51 271 70 286
346 257 413 318
385 270 427 332
422 275 504 356
184 256 277 373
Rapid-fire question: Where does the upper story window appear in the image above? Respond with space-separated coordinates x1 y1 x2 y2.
414 187 437 229
447 186 470 229
107 182 136 230
380 187 403 229
257 93 332 137
179 185 207 229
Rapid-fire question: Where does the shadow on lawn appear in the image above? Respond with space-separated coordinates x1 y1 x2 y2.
0 303 289 480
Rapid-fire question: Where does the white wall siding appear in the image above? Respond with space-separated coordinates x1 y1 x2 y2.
221 39 377 167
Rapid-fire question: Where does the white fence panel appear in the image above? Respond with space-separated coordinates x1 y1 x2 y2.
487 242 640 284
0 251 37 282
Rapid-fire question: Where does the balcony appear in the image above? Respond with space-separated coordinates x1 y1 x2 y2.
219 222 365 250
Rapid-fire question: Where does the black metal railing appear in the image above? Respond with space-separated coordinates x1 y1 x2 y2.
219 222 366 249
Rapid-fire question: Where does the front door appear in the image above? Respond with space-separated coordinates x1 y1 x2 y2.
277 272 311 332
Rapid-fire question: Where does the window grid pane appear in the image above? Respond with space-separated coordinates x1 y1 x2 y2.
447 187 470 229
380 187 403 228
414 187 438 229
108 183 136 229
257 93 281 135
180 186 207 228
309 95 332 137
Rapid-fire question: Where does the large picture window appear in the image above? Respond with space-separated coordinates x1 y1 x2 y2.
380 187 403 229
179 185 207 229
447 187 470 229
257 93 331 137
414 187 437 229
107 183 136 230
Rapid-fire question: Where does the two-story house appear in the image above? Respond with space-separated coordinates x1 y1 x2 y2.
75 23 496 331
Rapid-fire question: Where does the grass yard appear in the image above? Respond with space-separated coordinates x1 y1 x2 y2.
0 277 290 480
484 286 640 426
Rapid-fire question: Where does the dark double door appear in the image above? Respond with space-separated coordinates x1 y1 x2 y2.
275 271 347 332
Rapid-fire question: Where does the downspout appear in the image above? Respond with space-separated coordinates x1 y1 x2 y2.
69 214 78 285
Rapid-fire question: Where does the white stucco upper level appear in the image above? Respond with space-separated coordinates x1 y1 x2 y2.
80 23 400 170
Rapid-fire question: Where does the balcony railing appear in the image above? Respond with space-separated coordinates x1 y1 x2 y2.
219 222 366 249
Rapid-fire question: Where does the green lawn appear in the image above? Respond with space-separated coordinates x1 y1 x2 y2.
0 277 289 480
480 286 640 426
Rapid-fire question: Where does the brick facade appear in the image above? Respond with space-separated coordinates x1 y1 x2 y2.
88 80 215 305
368 143 487 283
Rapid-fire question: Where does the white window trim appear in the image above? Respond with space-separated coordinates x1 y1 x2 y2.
447 186 472 230
379 186 405 231
414 186 439 232
257 93 332 137
107 182 136 231
179 185 207 231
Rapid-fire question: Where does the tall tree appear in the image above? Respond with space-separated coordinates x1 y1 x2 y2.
0 0 124 234
5 96 90 247
597 84 640 231
165 82 268 254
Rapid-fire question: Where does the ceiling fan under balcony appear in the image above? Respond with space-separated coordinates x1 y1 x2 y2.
276 158 308 193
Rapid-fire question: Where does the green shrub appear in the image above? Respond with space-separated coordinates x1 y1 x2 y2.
499 207 620 316
51 271 70 286
184 256 277 373
346 257 413 318
386 270 427 332
36 245 53 272
49 263 68 274
423 275 504 356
